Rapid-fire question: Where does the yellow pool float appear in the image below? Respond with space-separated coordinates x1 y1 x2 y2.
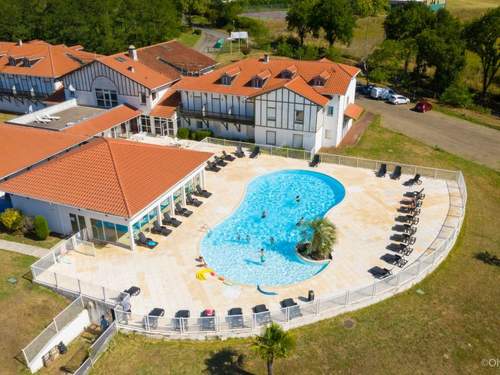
196 268 214 281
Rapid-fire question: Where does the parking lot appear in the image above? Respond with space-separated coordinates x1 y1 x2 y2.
356 96 500 171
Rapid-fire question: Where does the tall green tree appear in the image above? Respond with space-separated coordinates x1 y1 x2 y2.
313 0 355 47
179 0 208 26
285 0 316 45
464 7 500 99
253 323 295 375
352 0 387 17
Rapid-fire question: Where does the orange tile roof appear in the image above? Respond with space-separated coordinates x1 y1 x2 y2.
0 40 100 78
149 90 180 118
0 138 213 217
344 103 364 120
63 104 141 137
176 56 360 105
0 123 87 179
98 40 217 91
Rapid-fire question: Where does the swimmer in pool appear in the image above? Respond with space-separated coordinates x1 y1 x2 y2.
296 216 304 226
261 210 267 219
260 248 265 263
295 195 301 203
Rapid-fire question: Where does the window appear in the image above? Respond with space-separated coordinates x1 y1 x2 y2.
327 106 334 116
152 91 157 101
266 130 276 145
267 106 276 120
95 88 118 108
140 115 151 133
251 78 263 88
295 110 304 124
221 75 232 85
196 120 203 129
292 134 303 148
312 78 325 86
140 93 147 104
91 219 105 241
325 130 334 139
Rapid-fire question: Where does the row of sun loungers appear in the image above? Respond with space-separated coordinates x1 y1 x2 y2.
136 185 212 249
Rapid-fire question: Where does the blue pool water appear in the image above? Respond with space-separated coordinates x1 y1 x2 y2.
200 169 346 286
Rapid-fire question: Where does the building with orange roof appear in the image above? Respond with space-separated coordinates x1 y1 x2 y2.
176 55 362 150
0 137 213 250
61 41 216 137
0 40 99 113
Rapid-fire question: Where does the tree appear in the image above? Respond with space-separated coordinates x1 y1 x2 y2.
307 218 337 259
285 0 316 45
313 0 355 47
179 0 207 26
352 0 387 17
464 7 500 99
33 215 50 240
253 323 295 375
366 40 405 83
440 81 474 108
0 208 23 232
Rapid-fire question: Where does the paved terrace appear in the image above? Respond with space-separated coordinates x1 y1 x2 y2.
42 142 454 317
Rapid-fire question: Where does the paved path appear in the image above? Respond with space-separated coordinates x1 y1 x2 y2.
0 239 49 258
193 28 228 56
357 97 500 170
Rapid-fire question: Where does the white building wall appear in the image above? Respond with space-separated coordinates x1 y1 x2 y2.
254 126 318 151
0 96 47 114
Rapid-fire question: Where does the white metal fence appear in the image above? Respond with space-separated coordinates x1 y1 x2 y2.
29 139 467 339
22 296 85 369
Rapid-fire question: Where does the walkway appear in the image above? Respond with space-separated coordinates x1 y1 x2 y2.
356 97 500 170
0 239 49 258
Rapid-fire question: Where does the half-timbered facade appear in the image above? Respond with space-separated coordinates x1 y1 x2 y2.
0 40 99 113
176 56 361 152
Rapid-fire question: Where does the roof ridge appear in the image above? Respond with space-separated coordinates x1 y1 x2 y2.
104 138 133 216
47 44 56 77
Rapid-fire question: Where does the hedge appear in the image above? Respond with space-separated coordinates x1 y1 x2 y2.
33 215 50 240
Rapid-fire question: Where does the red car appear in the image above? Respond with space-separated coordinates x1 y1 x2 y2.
415 101 432 113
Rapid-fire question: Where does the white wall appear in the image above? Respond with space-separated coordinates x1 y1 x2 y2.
254 126 319 151
8 99 77 125
28 309 90 373
0 96 47 114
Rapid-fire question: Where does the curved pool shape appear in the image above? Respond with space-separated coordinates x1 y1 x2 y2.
201 169 346 286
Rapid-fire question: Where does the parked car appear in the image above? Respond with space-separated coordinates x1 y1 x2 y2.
415 101 433 113
356 83 374 96
370 87 396 100
388 94 410 105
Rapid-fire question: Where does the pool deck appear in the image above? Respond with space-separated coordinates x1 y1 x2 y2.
45 142 454 317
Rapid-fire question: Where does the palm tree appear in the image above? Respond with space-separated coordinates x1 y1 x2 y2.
308 218 337 259
253 323 295 375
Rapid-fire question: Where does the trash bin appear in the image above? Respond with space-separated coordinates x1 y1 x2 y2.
308 290 314 302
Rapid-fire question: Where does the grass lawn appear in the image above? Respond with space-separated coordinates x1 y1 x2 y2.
91 117 500 374
0 249 69 374
446 0 499 20
432 103 500 131
176 30 202 48
0 231 62 249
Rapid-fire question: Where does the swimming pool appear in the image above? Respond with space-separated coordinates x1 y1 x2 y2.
200 169 346 286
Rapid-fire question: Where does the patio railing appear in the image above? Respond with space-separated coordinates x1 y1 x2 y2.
28 140 467 340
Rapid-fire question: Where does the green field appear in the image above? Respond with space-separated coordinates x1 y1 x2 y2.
91 117 500 375
176 30 202 48
0 250 68 374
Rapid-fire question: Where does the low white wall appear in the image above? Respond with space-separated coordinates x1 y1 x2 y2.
8 99 77 125
28 309 90 373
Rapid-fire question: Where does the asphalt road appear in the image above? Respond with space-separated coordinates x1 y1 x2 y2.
193 28 228 56
357 97 500 171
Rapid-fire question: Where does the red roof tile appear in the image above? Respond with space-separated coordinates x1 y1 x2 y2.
0 123 87 179
176 56 360 105
344 103 364 120
149 90 180 118
0 138 213 217
0 40 100 78
63 105 141 137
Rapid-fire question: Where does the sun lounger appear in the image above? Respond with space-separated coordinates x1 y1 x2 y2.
403 224 417 235
403 214 419 225
214 156 227 167
253 304 271 325
280 298 302 319
138 232 158 249
194 184 212 198
123 286 141 296
390 165 402 180
205 161 221 172
162 212 182 227
151 222 172 236
249 146 260 159
401 234 416 245
145 307 165 329
381 253 408 268
175 202 193 217
406 173 422 186
186 192 202 207
174 310 190 331
222 150 235 161
227 307 244 329
376 163 387 177
405 188 425 200
200 309 216 331
398 244 413 256
309 154 320 167
370 266 393 279
234 145 245 158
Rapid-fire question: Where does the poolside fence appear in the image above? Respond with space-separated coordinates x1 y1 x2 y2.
27 141 467 341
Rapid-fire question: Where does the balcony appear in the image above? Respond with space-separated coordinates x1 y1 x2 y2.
0 87 48 100
178 107 254 125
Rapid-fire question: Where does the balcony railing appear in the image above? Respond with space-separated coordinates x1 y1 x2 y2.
0 87 49 100
178 107 254 125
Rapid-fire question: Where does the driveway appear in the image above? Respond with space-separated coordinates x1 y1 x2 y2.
357 97 500 170
193 28 228 56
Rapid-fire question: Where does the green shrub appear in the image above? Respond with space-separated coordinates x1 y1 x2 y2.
33 215 50 240
190 129 213 141
177 127 190 139
22 215 35 234
440 82 474 108
241 46 251 55
0 208 23 232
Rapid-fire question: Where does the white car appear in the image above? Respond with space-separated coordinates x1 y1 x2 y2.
388 94 410 105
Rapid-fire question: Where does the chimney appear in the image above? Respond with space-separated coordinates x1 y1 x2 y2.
17 39 22 46
263 54 269 63
127 66 135 73
128 45 138 61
